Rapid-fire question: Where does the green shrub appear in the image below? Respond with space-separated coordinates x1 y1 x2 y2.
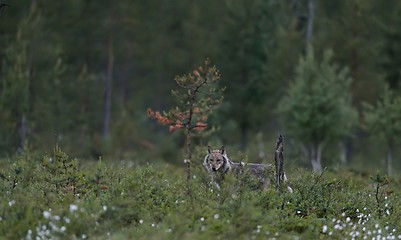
0 147 400 239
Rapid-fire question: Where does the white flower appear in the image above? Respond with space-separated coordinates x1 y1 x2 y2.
43 211 51 219
214 214 219 219
102 206 107 211
60 226 66 232
54 215 60 221
346 217 351 222
69 204 78 212
322 225 328 233
8 200 15 207
200 217 205 222
151 223 155 227
139 219 144 224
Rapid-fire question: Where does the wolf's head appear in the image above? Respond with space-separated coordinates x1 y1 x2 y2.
204 146 229 172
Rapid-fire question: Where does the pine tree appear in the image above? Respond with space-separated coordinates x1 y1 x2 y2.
278 49 357 172
363 86 401 177
147 59 224 194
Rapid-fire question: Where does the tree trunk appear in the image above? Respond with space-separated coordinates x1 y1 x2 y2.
103 1 114 140
18 114 27 152
339 141 347 165
240 124 248 151
274 134 284 186
310 143 323 173
386 145 393 177
306 0 314 49
185 128 192 195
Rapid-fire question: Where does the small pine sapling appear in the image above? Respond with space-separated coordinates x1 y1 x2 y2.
147 59 224 195
371 172 390 218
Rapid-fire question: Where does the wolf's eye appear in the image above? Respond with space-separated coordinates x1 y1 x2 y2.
217 160 221 163
210 159 214 162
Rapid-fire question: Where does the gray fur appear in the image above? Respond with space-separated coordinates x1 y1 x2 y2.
204 146 292 192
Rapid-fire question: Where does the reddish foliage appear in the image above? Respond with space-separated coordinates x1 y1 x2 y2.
169 120 183 132
195 122 207 131
193 107 200 114
147 108 171 125
148 107 207 133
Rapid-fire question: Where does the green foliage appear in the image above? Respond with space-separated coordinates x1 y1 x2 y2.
277 49 357 171
379 2 401 89
42 145 85 195
0 0 399 165
363 86 401 146
278 49 357 144
217 0 277 144
1 149 401 239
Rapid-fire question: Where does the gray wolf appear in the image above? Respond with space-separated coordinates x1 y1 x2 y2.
203 146 292 192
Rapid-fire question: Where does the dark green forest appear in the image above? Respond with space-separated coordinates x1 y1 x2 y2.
1 0 401 174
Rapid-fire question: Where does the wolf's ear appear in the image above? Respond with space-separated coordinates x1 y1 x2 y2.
219 146 225 155
207 146 213 154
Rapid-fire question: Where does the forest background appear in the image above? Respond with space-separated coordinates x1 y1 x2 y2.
1 0 401 175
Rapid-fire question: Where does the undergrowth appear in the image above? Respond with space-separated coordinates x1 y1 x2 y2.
0 147 400 239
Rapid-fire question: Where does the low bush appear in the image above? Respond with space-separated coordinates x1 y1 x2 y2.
0 147 400 239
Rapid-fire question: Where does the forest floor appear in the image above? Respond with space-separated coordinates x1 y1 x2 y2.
1 147 400 239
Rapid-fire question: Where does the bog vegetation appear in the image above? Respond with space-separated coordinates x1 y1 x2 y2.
1 147 401 239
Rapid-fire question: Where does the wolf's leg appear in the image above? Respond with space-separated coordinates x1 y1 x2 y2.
213 181 221 190
211 175 220 190
262 178 271 191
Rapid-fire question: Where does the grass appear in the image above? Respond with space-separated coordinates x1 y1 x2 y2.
0 147 400 239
